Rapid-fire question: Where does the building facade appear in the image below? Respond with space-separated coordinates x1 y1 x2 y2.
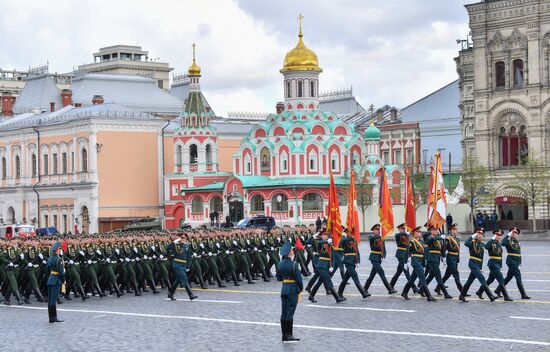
457 0 550 228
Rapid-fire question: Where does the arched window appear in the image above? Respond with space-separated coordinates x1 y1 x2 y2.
176 145 182 166
302 193 322 211
308 151 317 172
298 81 303 98
250 194 265 212
337 192 348 206
1 157 6 180
15 155 20 179
81 148 88 172
191 197 204 214
499 125 528 167
331 151 339 172
244 154 252 175
31 154 37 177
206 145 212 164
286 81 291 98
260 147 270 171
495 61 506 88
352 151 360 166
210 196 223 213
271 194 289 212
513 59 524 87
310 81 315 97
280 152 288 172
189 144 198 164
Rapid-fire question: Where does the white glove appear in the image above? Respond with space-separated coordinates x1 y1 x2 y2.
153 255 157 259
192 253 197 258
151 246 156 251
246 240 250 245
87 260 92 264
492 235 496 240
42 260 47 264
143 255 148 260
96 249 102 255
79 251 85 256
20 253 25 259
69 260 74 265
225 250 230 255
261 240 266 245
277 237 281 242
233 241 237 246
125 258 130 262
39 253 44 259
134 247 138 253
106 258 111 263
471 234 477 239
115 249 120 255
216 243 220 248
160 255 164 259
271 247 275 251
199 243 205 248
8 262 14 267
327 238 333 244
441 235 446 239
254 247 258 251
173 238 181 244
135 257 140 262
208 252 212 256
119 259 124 263
27 263 33 268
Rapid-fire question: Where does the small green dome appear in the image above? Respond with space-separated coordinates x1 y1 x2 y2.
364 122 380 139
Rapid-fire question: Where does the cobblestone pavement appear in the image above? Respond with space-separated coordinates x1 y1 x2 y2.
1 241 550 352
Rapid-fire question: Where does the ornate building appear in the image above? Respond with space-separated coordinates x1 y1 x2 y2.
457 0 550 227
164 22 404 228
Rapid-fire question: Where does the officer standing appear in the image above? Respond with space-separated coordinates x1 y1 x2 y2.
47 241 65 323
277 241 302 342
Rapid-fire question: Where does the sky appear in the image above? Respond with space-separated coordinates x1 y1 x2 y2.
0 0 472 116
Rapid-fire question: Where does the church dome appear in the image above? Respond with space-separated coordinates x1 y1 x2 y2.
280 27 321 73
188 61 201 76
364 122 381 140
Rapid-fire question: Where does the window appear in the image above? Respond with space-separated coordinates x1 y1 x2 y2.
495 61 506 88
244 154 252 175
271 194 289 212
1 157 6 179
395 150 402 165
331 152 339 172
43 155 49 175
210 196 223 213
52 153 58 174
286 81 291 98
352 152 360 166
31 154 37 177
302 193 323 211
81 148 88 172
250 195 265 212
189 144 198 164
260 147 270 171
15 155 20 179
383 151 390 164
513 59 524 87
176 145 182 166
308 151 317 172
53 215 58 228
71 152 74 172
172 185 178 196
298 81 303 98
158 80 164 89
62 153 67 174
191 197 204 214
280 152 288 172
405 149 414 166
310 81 315 97
63 214 68 233
206 145 212 164
499 125 528 167
44 215 48 227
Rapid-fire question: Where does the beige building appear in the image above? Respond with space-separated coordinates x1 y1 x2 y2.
456 0 550 228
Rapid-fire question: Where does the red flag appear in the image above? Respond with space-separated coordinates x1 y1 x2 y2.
378 167 394 241
427 152 446 229
346 170 361 243
295 236 305 251
327 173 343 247
404 168 416 232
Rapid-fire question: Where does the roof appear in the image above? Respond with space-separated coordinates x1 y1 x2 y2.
71 73 183 115
12 74 62 114
169 80 214 115
234 175 349 188
184 91 206 115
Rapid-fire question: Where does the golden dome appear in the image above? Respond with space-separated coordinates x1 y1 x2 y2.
280 16 321 73
188 43 201 76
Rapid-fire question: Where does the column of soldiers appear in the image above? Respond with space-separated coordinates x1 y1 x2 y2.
0 223 531 306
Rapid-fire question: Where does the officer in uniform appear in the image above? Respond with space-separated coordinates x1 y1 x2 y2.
436 223 463 294
389 223 416 292
459 229 497 302
498 227 530 299
307 231 345 303
277 241 302 342
47 241 65 323
401 226 436 302
337 228 369 299
363 224 397 295
476 229 513 301
425 225 452 298
167 235 198 301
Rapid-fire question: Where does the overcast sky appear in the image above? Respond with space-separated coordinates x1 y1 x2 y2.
0 0 472 116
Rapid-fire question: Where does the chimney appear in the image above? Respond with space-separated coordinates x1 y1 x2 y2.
50 102 55 112
376 109 384 124
1 93 15 117
276 102 284 114
92 95 104 105
61 89 73 107
74 102 82 108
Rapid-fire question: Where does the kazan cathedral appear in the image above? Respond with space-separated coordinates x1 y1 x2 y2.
164 24 403 228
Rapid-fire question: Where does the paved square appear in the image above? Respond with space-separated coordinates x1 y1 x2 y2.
2 241 549 352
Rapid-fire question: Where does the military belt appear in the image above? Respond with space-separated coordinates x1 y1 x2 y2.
489 256 502 260
447 251 459 255
283 279 296 283
175 259 187 263
344 253 357 256
319 257 331 261
51 271 59 275
412 254 424 258
508 253 521 257
397 247 407 250
371 251 382 255
469 256 482 262
333 247 342 250
429 250 441 254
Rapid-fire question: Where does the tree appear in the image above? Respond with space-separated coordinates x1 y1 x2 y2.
356 173 374 232
461 153 495 231
505 154 550 231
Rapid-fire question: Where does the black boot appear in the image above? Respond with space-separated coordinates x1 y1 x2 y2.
232 274 240 287
79 286 89 301
382 277 397 294
199 276 208 289
216 275 227 288
95 284 106 298
280 320 286 341
518 282 531 299
401 282 411 300
134 283 142 296
330 288 346 303
459 282 471 302
363 276 374 293
185 285 198 300
48 305 54 323
424 286 437 302
287 320 299 341
411 283 419 294
357 283 370 299
149 280 160 294
51 305 64 323
475 287 484 299
168 283 177 300
14 292 23 305
113 284 125 298
34 289 45 303
483 285 498 302
262 270 270 282
500 285 513 302
439 284 453 299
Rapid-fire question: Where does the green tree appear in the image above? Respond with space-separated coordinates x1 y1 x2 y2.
357 173 374 232
505 154 550 231
461 153 495 231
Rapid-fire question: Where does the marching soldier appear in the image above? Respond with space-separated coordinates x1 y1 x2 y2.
1 242 23 305
498 227 530 299
459 229 498 302
389 223 416 292
167 235 197 301
401 226 436 302
337 228 369 299
277 241 302 342
47 241 65 323
425 225 452 298
363 224 397 295
307 231 345 303
476 229 513 301
435 223 463 294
